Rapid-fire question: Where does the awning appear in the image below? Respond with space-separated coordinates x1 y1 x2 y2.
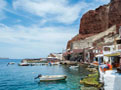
47 57 57 59
72 49 83 54
104 53 120 57
95 54 103 57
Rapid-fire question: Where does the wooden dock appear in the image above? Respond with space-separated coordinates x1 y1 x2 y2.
18 63 60 66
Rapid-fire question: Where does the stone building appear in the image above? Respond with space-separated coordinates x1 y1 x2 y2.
70 25 117 50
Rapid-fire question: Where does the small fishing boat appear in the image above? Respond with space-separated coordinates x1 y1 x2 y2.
50 62 60 65
9 62 15 64
69 66 79 69
35 74 67 81
7 62 15 65
18 63 29 66
40 75 67 81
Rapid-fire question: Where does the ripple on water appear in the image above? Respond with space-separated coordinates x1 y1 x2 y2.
0 59 90 90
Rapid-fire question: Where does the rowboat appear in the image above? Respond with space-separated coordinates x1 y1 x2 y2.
39 75 67 81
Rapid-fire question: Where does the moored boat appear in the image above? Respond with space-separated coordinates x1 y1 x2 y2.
18 63 29 66
35 74 67 81
69 66 79 69
8 62 15 64
39 75 67 81
7 62 15 65
50 62 60 65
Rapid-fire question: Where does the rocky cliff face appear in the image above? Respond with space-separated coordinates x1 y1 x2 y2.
67 0 121 49
79 5 109 34
109 0 121 28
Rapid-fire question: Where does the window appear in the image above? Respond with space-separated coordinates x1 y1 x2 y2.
116 40 121 44
104 47 110 51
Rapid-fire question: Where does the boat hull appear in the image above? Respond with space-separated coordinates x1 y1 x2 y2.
39 75 67 81
8 62 15 65
69 66 79 69
18 63 29 66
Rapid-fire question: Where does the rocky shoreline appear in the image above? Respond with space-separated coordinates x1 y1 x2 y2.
80 65 103 90
20 58 103 89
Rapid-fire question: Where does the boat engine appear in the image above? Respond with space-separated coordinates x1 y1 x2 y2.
34 74 42 79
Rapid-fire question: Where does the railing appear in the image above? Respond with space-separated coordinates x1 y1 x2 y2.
103 44 121 55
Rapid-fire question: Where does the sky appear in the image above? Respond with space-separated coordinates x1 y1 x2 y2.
0 0 110 59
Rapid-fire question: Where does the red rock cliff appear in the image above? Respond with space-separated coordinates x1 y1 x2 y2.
67 0 121 49
108 0 121 27
79 5 109 34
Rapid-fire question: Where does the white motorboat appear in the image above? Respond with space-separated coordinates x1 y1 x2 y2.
7 62 15 65
18 63 29 66
39 75 67 81
9 62 15 64
69 66 79 69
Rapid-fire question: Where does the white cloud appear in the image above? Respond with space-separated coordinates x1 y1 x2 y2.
0 0 111 58
0 0 7 20
95 0 110 3
79 0 110 15
12 0 110 24
0 23 78 58
13 0 88 24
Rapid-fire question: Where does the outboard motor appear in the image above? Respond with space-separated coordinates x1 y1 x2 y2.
34 74 42 79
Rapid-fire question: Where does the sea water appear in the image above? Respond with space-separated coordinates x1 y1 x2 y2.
0 59 89 90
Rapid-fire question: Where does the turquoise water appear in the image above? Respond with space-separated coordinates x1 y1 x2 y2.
0 59 89 90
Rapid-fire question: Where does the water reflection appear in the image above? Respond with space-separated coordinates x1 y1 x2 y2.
38 80 67 85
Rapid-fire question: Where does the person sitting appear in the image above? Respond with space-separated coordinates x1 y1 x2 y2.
106 62 112 70
100 62 112 72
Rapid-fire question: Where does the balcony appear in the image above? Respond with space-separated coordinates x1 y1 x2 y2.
103 44 121 55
